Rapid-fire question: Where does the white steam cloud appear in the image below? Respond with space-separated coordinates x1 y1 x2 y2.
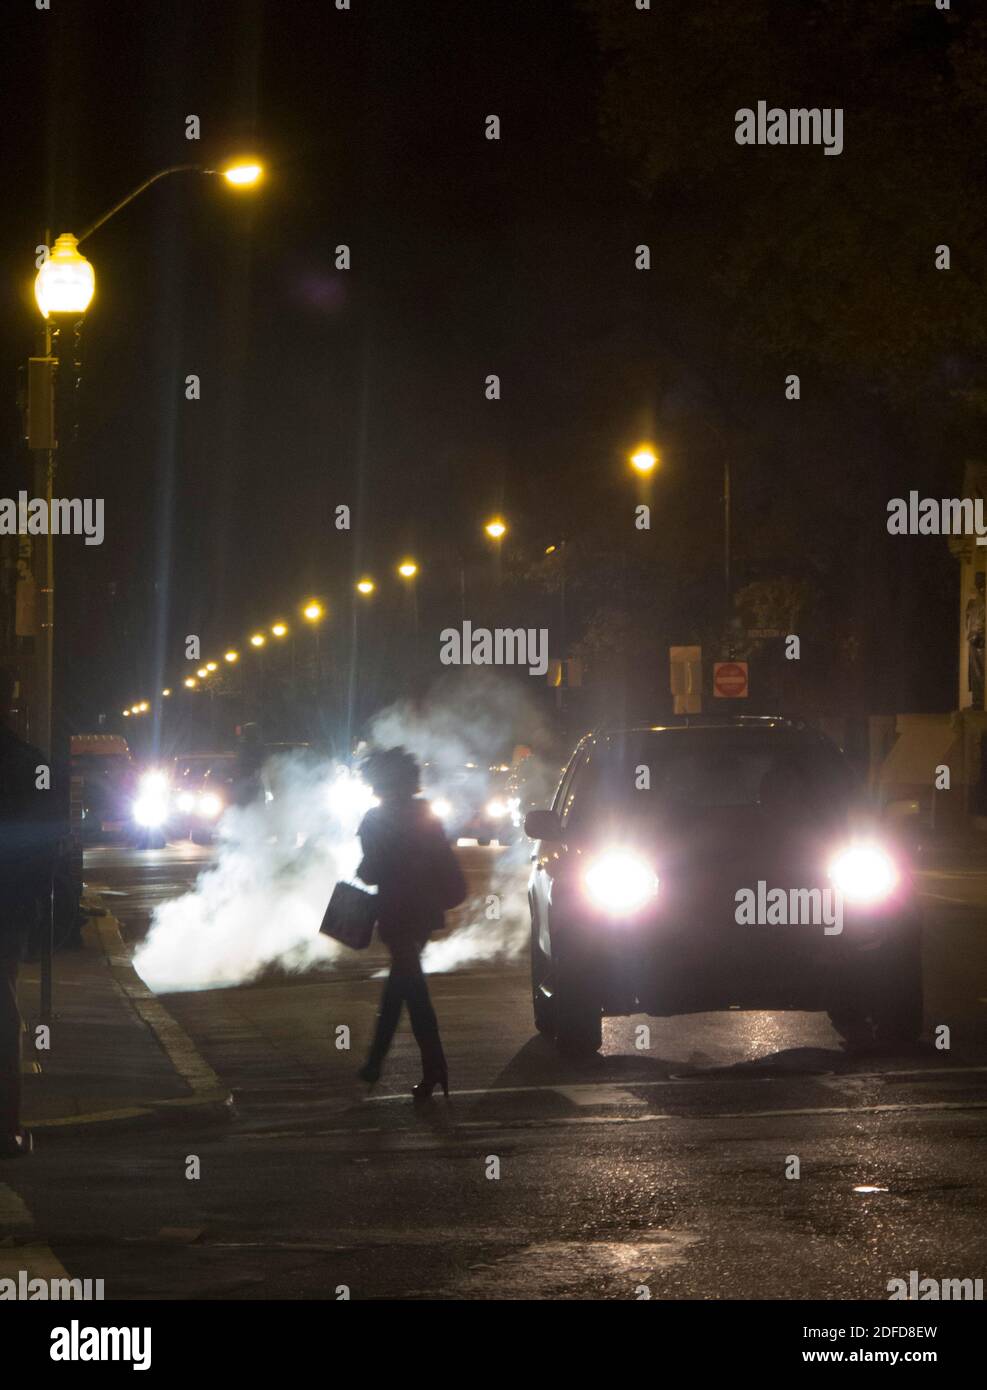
133 672 560 994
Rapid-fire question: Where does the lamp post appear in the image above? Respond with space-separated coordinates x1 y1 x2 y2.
484 517 508 599
25 156 263 1022
396 561 419 642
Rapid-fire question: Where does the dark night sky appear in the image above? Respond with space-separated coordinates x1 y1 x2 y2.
0 0 974 733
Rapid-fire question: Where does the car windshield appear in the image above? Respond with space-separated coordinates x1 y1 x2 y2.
564 729 854 833
177 757 233 781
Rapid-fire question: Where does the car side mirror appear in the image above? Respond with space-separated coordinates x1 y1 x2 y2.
524 808 562 841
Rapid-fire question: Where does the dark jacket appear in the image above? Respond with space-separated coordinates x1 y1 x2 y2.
357 797 467 947
0 726 59 943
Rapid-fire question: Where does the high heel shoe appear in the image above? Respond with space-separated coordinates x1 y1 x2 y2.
412 1066 449 1102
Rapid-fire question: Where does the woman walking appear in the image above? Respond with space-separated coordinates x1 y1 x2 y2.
356 748 466 1100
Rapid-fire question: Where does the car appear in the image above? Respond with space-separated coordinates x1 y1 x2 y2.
525 717 923 1056
168 753 237 841
422 762 517 846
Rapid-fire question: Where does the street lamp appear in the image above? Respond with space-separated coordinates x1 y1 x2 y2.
271 622 288 637
184 677 197 690
33 234 96 320
302 600 324 621
224 650 239 663
221 160 264 188
250 633 266 648
396 561 418 580
629 444 658 475
484 518 507 540
356 579 375 596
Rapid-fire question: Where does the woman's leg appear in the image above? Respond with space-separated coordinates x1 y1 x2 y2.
398 944 446 1077
363 956 405 1076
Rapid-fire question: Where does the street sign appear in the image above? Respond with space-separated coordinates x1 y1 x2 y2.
713 660 749 698
669 645 702 713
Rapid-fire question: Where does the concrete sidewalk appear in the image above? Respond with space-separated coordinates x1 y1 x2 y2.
18 908 230 1133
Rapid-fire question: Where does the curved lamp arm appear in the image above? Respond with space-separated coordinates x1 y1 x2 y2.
77 163 205 244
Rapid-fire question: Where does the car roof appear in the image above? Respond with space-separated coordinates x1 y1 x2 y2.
579 718 839 753
599 716 804 733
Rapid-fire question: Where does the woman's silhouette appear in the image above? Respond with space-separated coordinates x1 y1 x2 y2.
356 748 466 1100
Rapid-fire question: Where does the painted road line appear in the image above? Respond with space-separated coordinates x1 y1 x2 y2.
240 1097 987 1141
364 1064 987 1104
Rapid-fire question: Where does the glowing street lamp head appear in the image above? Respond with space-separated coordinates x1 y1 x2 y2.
184 677 197 690
162 688 171 697
271 622 288 638
302 601 324 622
630 445 659 475
397 560 418 580
130 705 140 715
356 579 375 596
224 650 238 663
221 160 263 188
122 709 130 717
138 701 149 713
197 667 208 678
205 661 218 672
485 518 507 540
250 633 266 648
34 233 95 319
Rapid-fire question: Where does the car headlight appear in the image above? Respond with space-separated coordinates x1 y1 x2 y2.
133 793 168 828
197 792 223 820
429 797 452 820
583 849 659 916
485 798 508 818
828 843 898 904
176 791 196 813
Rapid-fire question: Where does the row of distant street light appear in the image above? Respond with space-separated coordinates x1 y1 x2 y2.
119 450 661 720
121 519 512 717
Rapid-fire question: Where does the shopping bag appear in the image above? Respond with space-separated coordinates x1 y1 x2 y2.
319 880 377 951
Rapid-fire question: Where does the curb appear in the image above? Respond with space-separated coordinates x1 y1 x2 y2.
28 907 233 1134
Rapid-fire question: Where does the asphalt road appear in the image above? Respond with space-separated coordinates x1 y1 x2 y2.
12 840 987 1300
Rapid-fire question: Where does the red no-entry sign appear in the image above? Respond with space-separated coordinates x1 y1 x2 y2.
713 660 749 698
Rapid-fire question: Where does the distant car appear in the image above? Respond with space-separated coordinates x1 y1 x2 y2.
525 718 922 1056
71 734 136 841
168 753 237 841
423 762 517 846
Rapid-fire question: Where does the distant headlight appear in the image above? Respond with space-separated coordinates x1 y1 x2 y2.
828 844 898 904
583 849 659 916
485 798 508 818
197 792 223 820
176 792 196 813
327 771 378 819
429 797 452 820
